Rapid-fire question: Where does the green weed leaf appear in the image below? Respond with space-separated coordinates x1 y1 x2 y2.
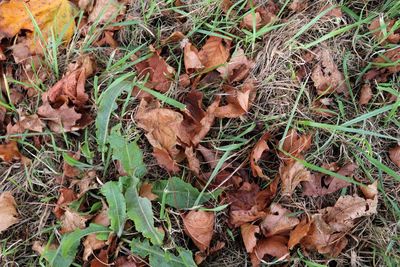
130 238 197 267
100 181 126 237
126 187 164 245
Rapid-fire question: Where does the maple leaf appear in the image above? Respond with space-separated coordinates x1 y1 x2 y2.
0 0 76 62
260 203 300 237
182 210 215 252
0 192 19 233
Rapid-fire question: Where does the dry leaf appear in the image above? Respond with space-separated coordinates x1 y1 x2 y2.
139 182 158 201
369 17 400 44
88 0 127 24
0 192 19 233
279 161 312 195
359 84 373 105
289 0 308 12
241 223 260 253
0 141 30 164
214 80 256 118
183 41 204 73
250 133 271 179
182 210 215 252
279 129 312 164
63 152 81 178
0 0 75 62
364 47 400 82
251 236 289 267
389 144 400 168
242 12 262 30
152 148 180 173
83 206 110 261
198 36 231 69
90 248 109 267
360 181 378 200
161 31 185 45
7 113 45 135
60 208 89 234
53 188 77 219
261 204 300 237
185 146 200 175
38 102 82 133
217 48 254 83
302 162 357 196
311 48 347 96
320 4 343 18
288 217 311 249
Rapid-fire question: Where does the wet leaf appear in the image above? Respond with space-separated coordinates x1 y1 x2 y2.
183 210 214 252
0 192 19 233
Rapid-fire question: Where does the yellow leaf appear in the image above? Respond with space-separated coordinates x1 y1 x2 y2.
0 0 76 53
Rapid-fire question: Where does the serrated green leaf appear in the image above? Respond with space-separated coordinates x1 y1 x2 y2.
43 224 109 267
152 177 219 209
125 187 164 245
130 238 197 267
100 181 126 237
109 125 147 179
95 74 134 158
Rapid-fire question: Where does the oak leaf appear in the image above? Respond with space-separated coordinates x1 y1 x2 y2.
182 210 215 252
0 192 19 233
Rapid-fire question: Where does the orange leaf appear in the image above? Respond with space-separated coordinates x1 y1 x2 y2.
288 217 311 249
279 161 312 196
0 141 30 164
183 42 204 73
182 210 215 252
359 84 373 105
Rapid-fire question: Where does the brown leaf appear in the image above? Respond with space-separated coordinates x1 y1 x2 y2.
260 203 299 237
161 31 185 45
279 129 312 164
359 84 373 105
389 144 400 168
241 223 260 253
369 18 400 44
53 188 77 219
134 48 175 93
360 181 378 200
63 152 81 178
60 208 89 234
139 182 158 201
251 236 289 267
185 146 200 175
364 47 400 82
288 217 311 249
195 240 225 264
311 48 347 96
217 48 254 83
90 248 108 267
182 210 215 252
242 12 262 30
302 162 357 196
321 195 377 232
152 148 180 173
198 36 231 70
289 0 308 12
183 41 204 73
7 113 45 135
0 192 19 233
83 206 110 261
320 4 343 18
0 141 30 164
37 101 82 133
279 161 312 196
214 80 256 118
191 97 220 146
250 133 271 179
87 0 127 24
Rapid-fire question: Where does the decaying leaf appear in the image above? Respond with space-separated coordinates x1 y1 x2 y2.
182 210 215 252
60 208 89 234
250 133 271 179
289 0 308 12
311 48 347 96
368 17 400 44
302 162 357 196
214 80 256 118
242 1 278 30
250 235 289 267
359 84 373 105
161 31 185 45
260 203 299 237
183 41 204 73
7 113 45 135
241 223 260 253
360 181 378 200
63 152 81 178
0 0 76 62
0 192 19 233
87 0 127 24
0 141 30 164
389 144 400 168
217 48 254 83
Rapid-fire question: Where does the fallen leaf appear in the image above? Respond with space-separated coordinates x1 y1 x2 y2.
185 146 200 175
152 148 180 173
63 152 81 178
214 80 256 118
243 1 278 30
389 144 400 168
250 133 271 179
134 48 175 93
320 3 343 18
359 84 373 105
83 206 111 261
260 203 300 237
53 188 77 219
183 41 204 73
311 48 347 96
241 223 260 253
360 181 378 200
90 248 109 267
369 17 400 44
182 210 215 252
364 47 400 82
161 31 185 45
250 236 289 267
217 48 254 83
242 12 262 30
198 36 231 70
0 192 19 233
289 0 308 12
60 208 89 234
7 113 45 135
302 162 357 196
279 161 312 195
37 101 82 133
195 240 225 264
0 141 30 164
139 182 158 201
288 217 311 249
191 97 220 146
0 0 76 61
279 129 312 164
87 0 127 24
